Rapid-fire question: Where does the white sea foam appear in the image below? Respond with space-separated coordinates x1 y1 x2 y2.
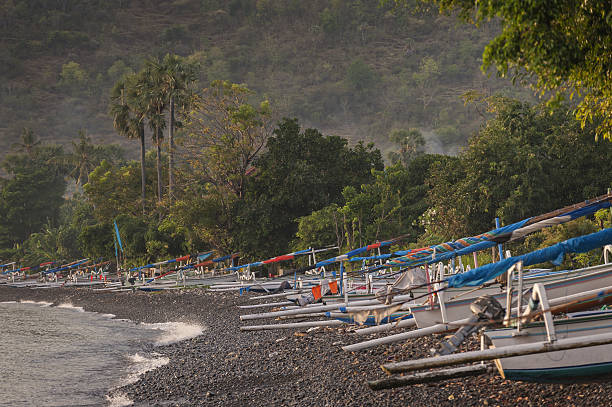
0 301 17 304
20 300 53 307
57 302 85 312
101 313 116 319
142 322 205 346
124 353 170 385
19 300 52 306
105 392 133 406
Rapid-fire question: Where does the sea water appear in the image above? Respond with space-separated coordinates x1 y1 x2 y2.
0 301 203 406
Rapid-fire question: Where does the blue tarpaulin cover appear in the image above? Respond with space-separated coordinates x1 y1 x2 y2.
446 228 612 288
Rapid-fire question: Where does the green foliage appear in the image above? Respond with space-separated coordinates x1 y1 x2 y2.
144 217 190 261
46 30 94 54
294 204 343 250
20 196 94 265
79 222 113 260
84 152 162 221
387 128 425 166
293 153 441 252
412 56 440 110
59 61 89 93
0 0 524 157
169 192 233 253
427 0 612 140
232 117 383 258
182 80 273 199
107 60 133 83
0 139 68 246
160 24 189 43
345 59 379 93
427 98 612 238
523 218 601 269
67 129 124 186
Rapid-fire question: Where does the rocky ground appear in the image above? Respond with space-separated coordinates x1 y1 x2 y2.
1 285 611 406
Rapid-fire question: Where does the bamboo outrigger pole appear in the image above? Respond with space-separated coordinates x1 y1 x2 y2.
342 284 612 352
369 364 495 390
381 331 612 375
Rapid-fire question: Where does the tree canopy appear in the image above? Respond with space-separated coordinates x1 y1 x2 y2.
232 118 384 258
427 98 612 239
401 0 612 140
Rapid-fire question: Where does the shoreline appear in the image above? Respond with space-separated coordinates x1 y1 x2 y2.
2 286 612 406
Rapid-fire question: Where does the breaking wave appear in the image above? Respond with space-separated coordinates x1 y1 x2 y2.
124 352 170 385
20 300 53 306
57 302 85 312
142 322 205 346
105 392 133 406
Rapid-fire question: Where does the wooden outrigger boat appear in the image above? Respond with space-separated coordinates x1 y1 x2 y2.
369 281 612 389
409 262 612 328
484 310 612 382
240 195 612 327
342 228 612 351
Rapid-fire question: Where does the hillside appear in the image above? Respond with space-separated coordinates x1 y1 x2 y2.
0 0 532 159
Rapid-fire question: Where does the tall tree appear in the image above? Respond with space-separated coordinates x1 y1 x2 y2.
158 54 198 200
84 155 159 222
233 118 384 258
140 58 168 206
173 81 274 252
11 128 41 155
109 73 147 215
182 80 273 200
387 128 425 166
68 129 123 187
0 142 68 245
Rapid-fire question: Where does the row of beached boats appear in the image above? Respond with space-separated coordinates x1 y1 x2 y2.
4 193 612 389
229 193 612 387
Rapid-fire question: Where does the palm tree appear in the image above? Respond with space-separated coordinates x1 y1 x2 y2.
12 128 41 155
140 58 168 206
159 54 198 200
109 73 147 215
69 129 97 187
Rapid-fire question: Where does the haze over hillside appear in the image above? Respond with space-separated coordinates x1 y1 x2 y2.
0 0 532 159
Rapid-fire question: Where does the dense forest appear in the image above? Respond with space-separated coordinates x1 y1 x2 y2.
0 0 610 270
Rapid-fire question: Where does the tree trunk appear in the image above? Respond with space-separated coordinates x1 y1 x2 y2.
140 124 146 215
168 96 175 200
156 126 163 204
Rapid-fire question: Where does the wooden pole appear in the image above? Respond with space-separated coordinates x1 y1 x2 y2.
278 312 328 320
340 261 345 298
249 291 304 300
382 331 612 374
425 264 433 308
369 364 495 390
342 319 469 352
495 217 504 260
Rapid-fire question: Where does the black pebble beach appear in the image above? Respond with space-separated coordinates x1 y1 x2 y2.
2 285 612 406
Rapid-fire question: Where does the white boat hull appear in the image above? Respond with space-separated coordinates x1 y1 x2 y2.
484 311 612 382
410 263 612 328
